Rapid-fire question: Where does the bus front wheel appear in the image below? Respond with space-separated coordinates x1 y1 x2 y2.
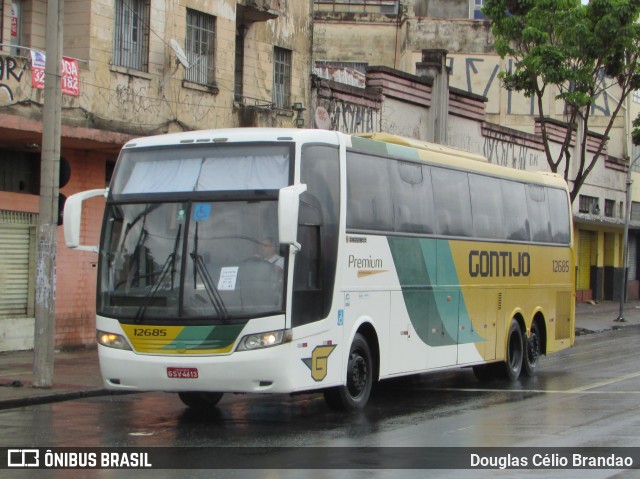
324 333 373 411
503 319 524 381
178 391 224 409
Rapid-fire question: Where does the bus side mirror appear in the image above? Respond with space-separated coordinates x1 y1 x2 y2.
63 189 106 252
279 184 307 252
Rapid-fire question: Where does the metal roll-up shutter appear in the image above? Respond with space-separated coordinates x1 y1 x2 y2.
628 232 638 281
577 230 592 291
0 211 36 319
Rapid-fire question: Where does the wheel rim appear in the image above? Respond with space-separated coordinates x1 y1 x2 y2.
527 329 540 366
508 330 522 372
347 351 368 399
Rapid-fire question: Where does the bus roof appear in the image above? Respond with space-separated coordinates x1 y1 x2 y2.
355 132 488 163
122 128 342 149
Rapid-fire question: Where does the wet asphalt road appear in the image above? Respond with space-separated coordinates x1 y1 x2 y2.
2 328 640 479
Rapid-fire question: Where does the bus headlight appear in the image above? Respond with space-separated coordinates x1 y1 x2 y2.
236 329 291 351
97 330 132 351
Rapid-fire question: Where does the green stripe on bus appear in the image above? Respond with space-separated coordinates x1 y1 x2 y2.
388 237 482 347
166 324 244 351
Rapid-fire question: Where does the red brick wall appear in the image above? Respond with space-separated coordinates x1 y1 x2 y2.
55 151 107 347
2 151 109 348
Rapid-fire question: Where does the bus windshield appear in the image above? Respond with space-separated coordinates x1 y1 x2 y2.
99 200 284 322
98 141 293 323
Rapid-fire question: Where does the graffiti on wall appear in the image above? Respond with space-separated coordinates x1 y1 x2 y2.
314 100 380 134
0 56 25 102
483 133 543 171
447 55 613 116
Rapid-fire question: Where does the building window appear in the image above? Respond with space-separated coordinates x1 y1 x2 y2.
579 195 600 215
471 0 485 19
185 9 216 86
0 150 39 194
273 47 291 109
605 199 616 218
633 90 640 104
113 0 150 71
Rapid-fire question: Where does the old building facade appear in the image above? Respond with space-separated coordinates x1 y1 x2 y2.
312 0 640 305
0 0 313 351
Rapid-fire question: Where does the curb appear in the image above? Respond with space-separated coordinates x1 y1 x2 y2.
0 388 135 411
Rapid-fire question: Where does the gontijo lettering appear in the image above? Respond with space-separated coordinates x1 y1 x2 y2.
469 250 530 278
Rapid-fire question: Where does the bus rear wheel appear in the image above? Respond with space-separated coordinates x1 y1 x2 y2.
523 321 541 377
503 319 524 381
324 333 373 411
178 391 224 409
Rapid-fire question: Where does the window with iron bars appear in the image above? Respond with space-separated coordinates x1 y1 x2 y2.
185 9 216 86
113 0 150 71
604 199 616 218
273 47 292 109
579 195 600 215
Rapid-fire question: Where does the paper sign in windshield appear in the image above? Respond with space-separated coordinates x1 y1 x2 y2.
218 267 238 291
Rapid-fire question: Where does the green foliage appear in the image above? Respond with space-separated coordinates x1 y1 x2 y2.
483 0 640 202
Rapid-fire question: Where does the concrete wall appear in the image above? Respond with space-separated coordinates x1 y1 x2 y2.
412 0 470 19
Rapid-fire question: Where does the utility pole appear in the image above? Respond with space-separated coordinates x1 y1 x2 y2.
616 153 640 323
34 0 64 388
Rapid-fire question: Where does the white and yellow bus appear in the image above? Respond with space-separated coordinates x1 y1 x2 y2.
64 128 575 411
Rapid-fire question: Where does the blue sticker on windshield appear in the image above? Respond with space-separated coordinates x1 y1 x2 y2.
193 204 211 222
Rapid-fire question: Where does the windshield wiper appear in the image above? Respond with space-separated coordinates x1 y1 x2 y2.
134 224 182 322
190 253 228 319
190 222 228 319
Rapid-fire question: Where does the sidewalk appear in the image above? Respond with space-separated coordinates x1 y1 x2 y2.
1 301 640 410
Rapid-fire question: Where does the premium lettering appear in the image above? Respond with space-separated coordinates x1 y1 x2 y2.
348 254 383 269
469 250 530 278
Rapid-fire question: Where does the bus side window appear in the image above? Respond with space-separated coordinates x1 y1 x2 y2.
390 161 435 234
292 145 340 326
469 173 504 240
502 181 530 241
547 187 571 244
346 153 393 231
527 184 552 243
431 167 472 237
294 224 320 291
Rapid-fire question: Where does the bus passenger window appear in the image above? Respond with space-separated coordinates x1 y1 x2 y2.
431 167 472 237
346 153 393 231
548 187 571 244
469 174 504 240
527 184 552 243
391 161 435 234
501 181 529 241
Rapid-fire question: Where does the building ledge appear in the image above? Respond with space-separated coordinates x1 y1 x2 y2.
237 0 280 23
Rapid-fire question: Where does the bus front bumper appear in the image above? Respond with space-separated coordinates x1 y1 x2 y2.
98 344 301 394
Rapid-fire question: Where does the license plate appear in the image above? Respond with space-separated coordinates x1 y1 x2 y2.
167 367 199 379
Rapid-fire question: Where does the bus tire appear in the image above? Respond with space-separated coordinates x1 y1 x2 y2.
178 391 224 409
523 321 542 377
324 333 373 411
503 319 524 381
